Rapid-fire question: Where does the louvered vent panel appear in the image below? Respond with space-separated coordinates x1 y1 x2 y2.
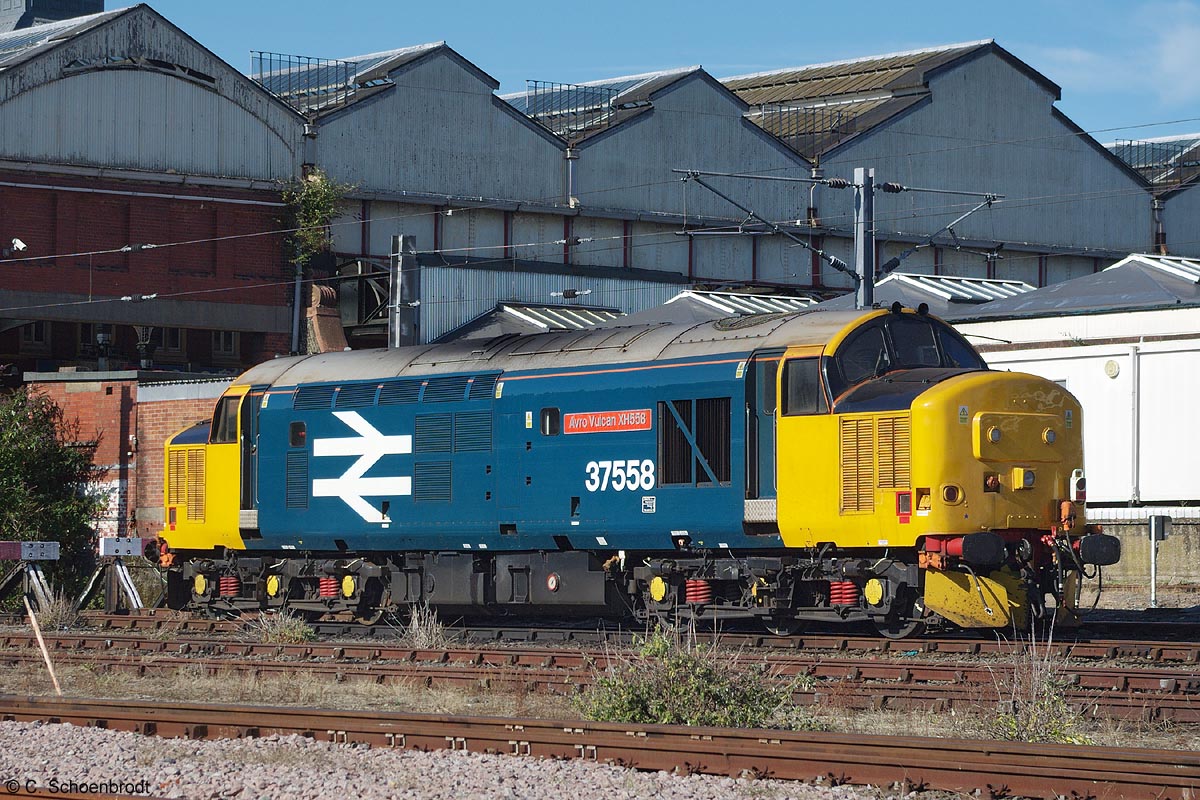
378 380 422 405
839 418 874 513
468 374 499 400
185 449 206 521
414 461 452 502
293 385 335 410
415 414 453 453
454 411 492 452
422 376 470 403
167 450 187 505
285 451 309 509
335 383 378 408
877 415 911 489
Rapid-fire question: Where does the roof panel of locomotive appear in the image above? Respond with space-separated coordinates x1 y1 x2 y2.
236 309 868 390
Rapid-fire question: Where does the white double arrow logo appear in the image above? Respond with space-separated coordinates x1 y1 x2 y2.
312 411 412 523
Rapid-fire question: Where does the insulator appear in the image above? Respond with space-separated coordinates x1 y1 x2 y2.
218 576 241 598
879 181 905 193
318 576 340 598
825 177 851 189
683 578 713 605
829 580 860 606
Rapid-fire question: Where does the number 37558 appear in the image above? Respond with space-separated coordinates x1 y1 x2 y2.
584 459 656 492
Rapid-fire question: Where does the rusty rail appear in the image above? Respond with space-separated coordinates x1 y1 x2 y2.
0 695 1196 799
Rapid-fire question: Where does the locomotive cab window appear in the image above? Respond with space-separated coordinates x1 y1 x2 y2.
828 316 988 399
782 359 828 416
210 396 240 444
540 408 560 436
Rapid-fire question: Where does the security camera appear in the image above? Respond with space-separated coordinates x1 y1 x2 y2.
10 238 25 252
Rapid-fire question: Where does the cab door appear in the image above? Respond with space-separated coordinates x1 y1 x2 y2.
745 351 782 500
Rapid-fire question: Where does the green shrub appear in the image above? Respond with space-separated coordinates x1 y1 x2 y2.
577 630 793 728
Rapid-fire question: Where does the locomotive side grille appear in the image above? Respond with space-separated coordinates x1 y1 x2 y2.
415 414 453 453
468 374 499 400
285 451 309 509
840 418 874 512
453 411 492 452
293 385 335 410
185 449 206 521
876 414 911 489
335 383 378 408
422 376 470 403
414 461 452 502
167 450 187 505
378 379 422 405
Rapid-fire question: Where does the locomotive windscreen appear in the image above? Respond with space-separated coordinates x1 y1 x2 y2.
825 314 985 400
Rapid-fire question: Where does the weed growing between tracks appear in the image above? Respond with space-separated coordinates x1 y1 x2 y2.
577 628 825 730
983 622 1095 746
242 611 318 644
31 592 79 631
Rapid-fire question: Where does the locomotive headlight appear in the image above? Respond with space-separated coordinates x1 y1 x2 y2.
1013 467 1035 489
987 426 1002 444
1042 428 1057 445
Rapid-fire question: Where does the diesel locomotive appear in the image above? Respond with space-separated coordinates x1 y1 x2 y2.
158 305 1119 637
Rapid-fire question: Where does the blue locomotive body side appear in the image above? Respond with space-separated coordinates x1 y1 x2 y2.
253 353 771 555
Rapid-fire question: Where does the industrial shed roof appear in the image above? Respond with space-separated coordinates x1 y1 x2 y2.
603 290 816 327
252 41 504 116
1106 133 1200 191
722 40 1059 158
816 272 1034 319
0 7 124 70
955 253 1200 321
501 66 705 143
434 303 623 342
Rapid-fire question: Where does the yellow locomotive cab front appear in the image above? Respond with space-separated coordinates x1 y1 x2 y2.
161 386 248 552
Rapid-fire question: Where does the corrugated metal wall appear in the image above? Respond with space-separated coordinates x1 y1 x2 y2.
1163 185 1200 254
0 7 302 179
819 51 1157 279
317 54 563 201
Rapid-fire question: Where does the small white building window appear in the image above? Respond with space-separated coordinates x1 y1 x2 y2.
21 321 49 353
212 330 239 358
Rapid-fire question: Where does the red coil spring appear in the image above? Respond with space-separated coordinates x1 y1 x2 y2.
218 576 241 597
828 580 859 606
318 576 340 598
684 578 713 604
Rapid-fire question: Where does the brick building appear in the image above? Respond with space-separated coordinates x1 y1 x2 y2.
26 370 228 537
0 6 303 378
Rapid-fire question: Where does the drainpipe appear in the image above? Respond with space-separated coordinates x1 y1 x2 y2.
565 147 579 208
1152 197 1167 255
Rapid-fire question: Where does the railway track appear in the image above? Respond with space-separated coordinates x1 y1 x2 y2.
57 610 1200 663
2 632 1198 722
0 694 1195 799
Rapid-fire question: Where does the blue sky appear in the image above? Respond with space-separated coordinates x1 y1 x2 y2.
144 0 1200 142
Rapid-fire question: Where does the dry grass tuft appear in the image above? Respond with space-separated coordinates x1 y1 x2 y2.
397 601 448 649
984 622 1095 745
33 592 80 631
242 611 317 644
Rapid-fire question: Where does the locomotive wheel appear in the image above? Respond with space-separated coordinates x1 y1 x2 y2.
761 616 804 636
873 616 927 639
